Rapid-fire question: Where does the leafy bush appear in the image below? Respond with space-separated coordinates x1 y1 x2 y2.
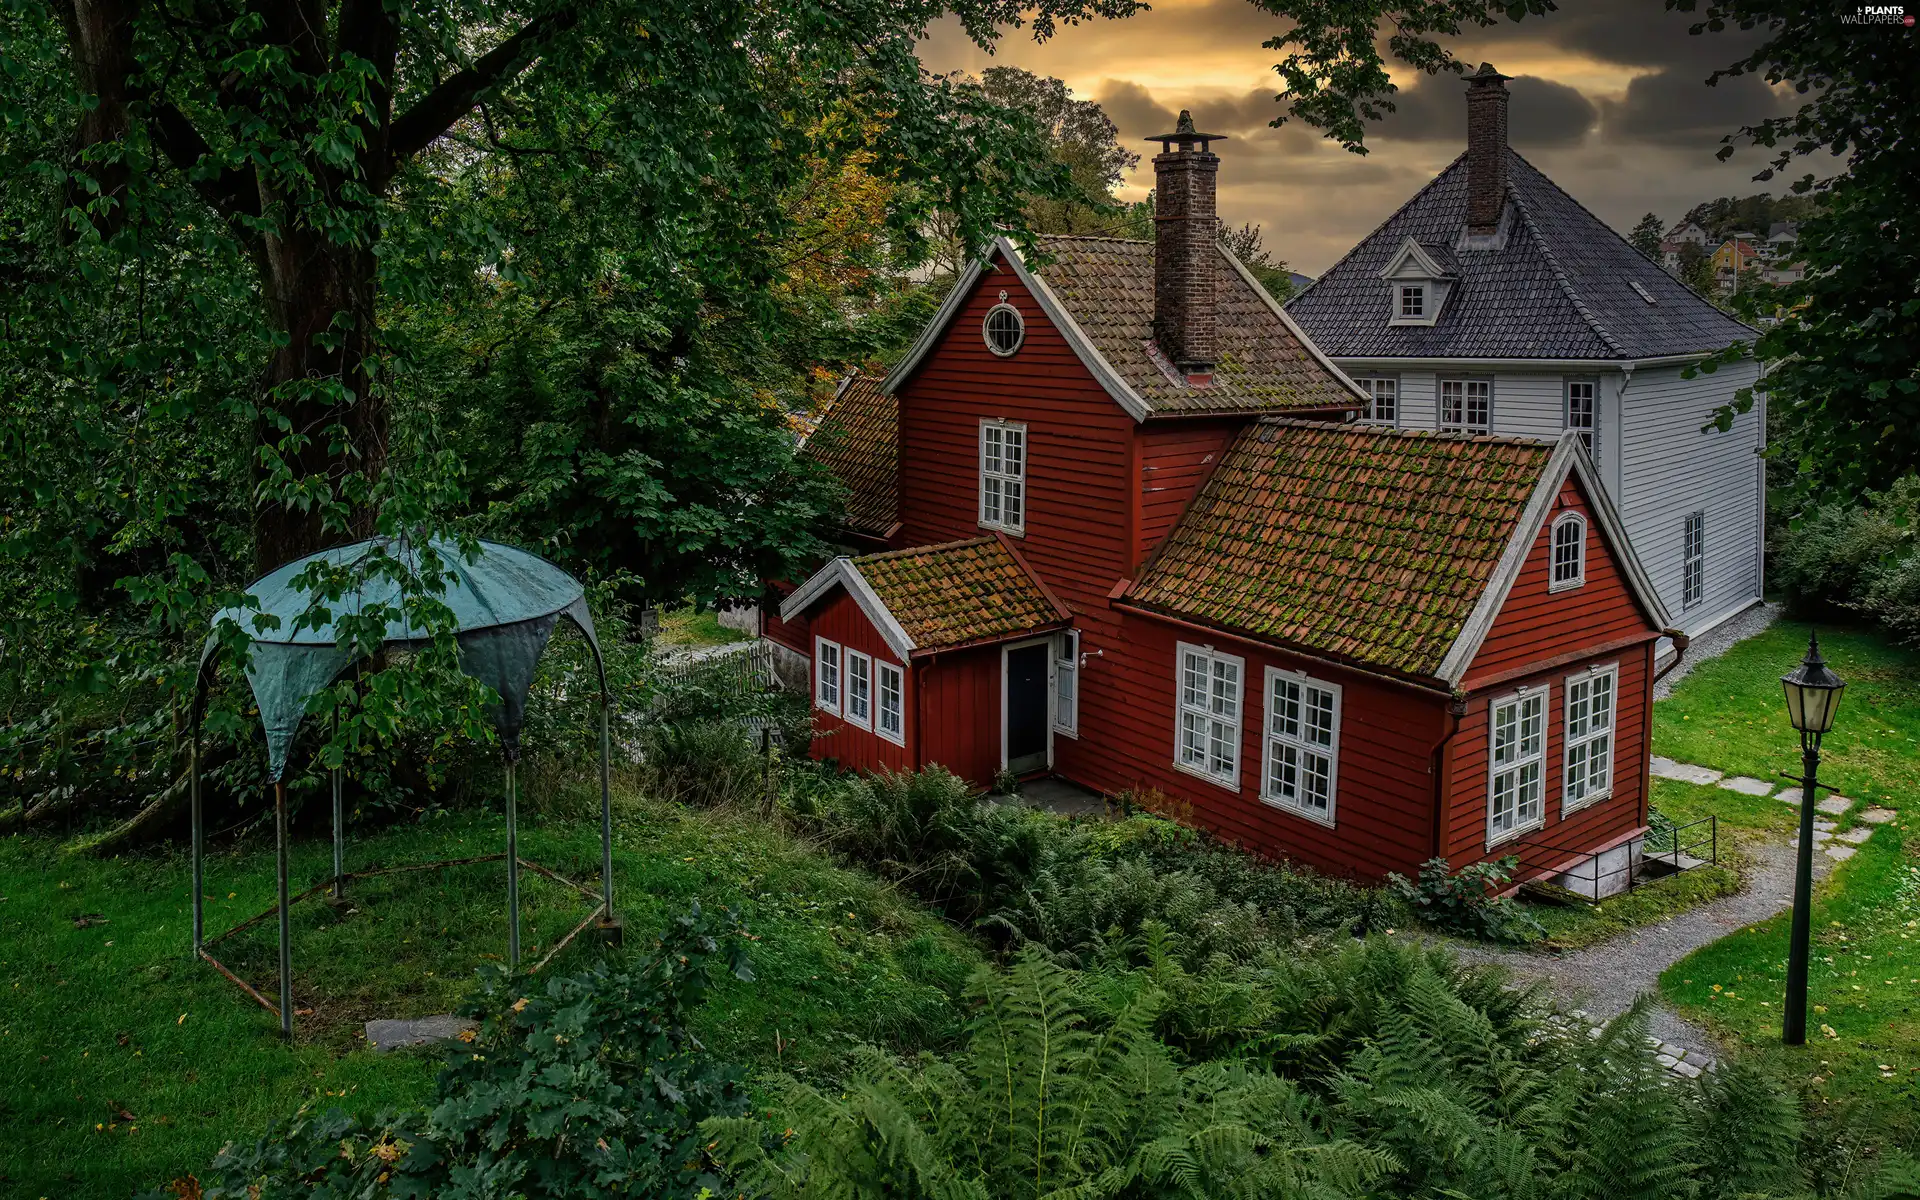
155 905 752 1200
635 719 770 809
1773 475 1920 641
1388 855 1544 943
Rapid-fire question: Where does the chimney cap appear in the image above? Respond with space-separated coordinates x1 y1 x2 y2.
1148 109 1226 153
1468 62 1511 85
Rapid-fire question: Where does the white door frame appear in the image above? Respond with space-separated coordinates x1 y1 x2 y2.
1000 635 1056 772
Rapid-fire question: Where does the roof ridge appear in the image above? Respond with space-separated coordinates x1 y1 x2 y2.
1502 153 1627 357
1035 232 1152 246
1258 416 1559 450
1288 151 1470 308
853 535 995 565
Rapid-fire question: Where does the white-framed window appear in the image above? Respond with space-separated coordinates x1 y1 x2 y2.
814 638 841 715
1262 668 1340 825
1355 377 1398 424
1054 631 1079 738
979 420 1027 534
843 649 872 729
982 300 1025 357
1488 686 1547 845
1174 642 1242 789
1399 284 1426 320
1683 511 1705 608
1565 379 1598 459
1563 664 1617 812
1550 512 1586 592
1439 378 1491 433
876 659 905 746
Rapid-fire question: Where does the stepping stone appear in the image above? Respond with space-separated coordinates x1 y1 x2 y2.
1674 1061 1704 1079
1859 808 1898 825
1652 757 1724 785
1824 845 1857 862
1790 832 1833 848
1838 826 1874 845
1815 819 1837 832
1778 787 1803 806
1718 776 1774 796
365 1015 476 1054
1817 795 1855 815
1656 1053 1679 1068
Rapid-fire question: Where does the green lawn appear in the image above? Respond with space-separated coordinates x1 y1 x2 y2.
1655 617 1920 1146
0 790 980 1198
655 605 753 650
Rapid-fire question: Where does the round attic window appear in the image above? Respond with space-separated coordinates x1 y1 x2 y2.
983 302 1024 356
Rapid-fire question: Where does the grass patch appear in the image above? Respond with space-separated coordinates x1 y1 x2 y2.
1656 620 1920 811
0 790 980 1198
655 605 753 649
1648 774 1797 837
1662 820 1920 1147
1523 861 1744 951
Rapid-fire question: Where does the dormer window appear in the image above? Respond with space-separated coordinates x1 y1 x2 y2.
1380 237 1454 327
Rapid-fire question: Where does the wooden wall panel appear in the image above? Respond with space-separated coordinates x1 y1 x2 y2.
915 644 1003 790
1136 418 1241 563
803 590 915 777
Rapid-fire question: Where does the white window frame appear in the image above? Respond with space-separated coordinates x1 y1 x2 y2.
1549 511 1587 592
813 637 842 715
1682 511 1705 608
1261 667 1341 826
1398 283 1426 320
982 299 1025 357
875 659 906 747
1487 684 1548 847
1439 378 1492 433
979 419 1027 535
1562 663 1618 814
843 648 872 730
1053 630 1079 739
1355 376 1399 426
1173 641 1243 791
1564 378 1598 461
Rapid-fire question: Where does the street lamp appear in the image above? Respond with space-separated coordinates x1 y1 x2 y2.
1780 631 1847 1046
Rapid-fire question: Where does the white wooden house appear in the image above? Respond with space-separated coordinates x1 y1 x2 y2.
1288 65 1764 643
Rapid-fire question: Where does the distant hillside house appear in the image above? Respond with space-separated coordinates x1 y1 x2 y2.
1286 64 1764 644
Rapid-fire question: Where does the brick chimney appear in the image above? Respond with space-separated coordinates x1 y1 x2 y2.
1148 111 1226 383
1464 63 1511 237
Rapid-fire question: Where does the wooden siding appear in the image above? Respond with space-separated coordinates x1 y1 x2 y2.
802 589 914 777
1442 640 1653 876
1462 476 1660 689
915 643 1004 789
1070 610 1449 879
762 582 809 655
1136 419 1242 563
1619 359 1765 635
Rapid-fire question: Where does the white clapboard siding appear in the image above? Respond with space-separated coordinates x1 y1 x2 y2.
1619 360 1765 635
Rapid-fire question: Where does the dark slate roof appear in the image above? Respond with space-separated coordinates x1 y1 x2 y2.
1128 418 1556 681
800 374 896 539
857 536 1068 650
1286 150 1757 360
1026 235 1366 416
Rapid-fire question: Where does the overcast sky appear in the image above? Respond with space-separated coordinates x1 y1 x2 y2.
918 0 1803 274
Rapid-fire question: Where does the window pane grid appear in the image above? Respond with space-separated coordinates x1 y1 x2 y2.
845 650 871 727
1176 645 1241 786
1264 673 1339 820
1552 516 1585 587
1359 378 1397 423
980 423 1026 532
877 661 904 742
1489 691 1545 840
1683 512 1705 607
1564 669 1616 808
1566 381 1597 457
1054 633 1078 736
1440 380 1491 433
815 640 840 712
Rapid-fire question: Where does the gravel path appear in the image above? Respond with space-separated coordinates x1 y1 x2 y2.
1445 837 1831 1055
1655 601 1782 700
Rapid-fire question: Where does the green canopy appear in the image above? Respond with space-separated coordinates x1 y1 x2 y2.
200 537 600 780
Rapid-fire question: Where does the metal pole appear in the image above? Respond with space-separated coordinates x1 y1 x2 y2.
190 733 203 955
331 765 344 901
1783 735 1820 1045
599 698 613 919
275 781 292 1039
506 759 520 971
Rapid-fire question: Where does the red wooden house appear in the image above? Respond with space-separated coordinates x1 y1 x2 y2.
768 113 1678 894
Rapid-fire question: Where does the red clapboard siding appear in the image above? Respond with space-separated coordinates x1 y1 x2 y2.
762 583 809 655
1136 418 1242 563
803 590 914 777
1443 632 1654 877
1067 609 1448 879
915 644 1003 789
895 251 1136 625
1463 478 1659 689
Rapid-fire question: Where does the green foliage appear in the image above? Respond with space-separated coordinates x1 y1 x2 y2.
1771 476 1920 644
1629 212 1665 258
1219 221 1298 301
1389 856 1545 943
145 904 753 1199
1679 192 1819 242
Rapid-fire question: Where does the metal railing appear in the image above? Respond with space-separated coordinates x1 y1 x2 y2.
1509 814 1718 903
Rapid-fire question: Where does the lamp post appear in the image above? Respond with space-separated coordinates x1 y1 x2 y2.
1780 631 1847 1046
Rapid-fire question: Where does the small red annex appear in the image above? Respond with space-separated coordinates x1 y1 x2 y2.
766 112 1680 896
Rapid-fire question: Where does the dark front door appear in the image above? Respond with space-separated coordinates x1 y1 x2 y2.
1005 643 1050 775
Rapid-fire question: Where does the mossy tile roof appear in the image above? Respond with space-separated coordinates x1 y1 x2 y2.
800 374 896 538
1129 418 1556 679
855 536 1067 651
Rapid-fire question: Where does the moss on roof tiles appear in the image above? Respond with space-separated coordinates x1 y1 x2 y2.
856 537 1065 650
800 374 895 538
1129 419 1556 679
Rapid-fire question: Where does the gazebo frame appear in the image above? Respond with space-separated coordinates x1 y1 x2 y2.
187 541 618 1038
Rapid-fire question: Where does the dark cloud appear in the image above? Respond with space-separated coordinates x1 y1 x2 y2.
1603 68 1791 145
1368 72 1597 147
1456 0 1770 72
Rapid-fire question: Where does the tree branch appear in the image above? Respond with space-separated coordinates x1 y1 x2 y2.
145 100 262 221
386 11 579 168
